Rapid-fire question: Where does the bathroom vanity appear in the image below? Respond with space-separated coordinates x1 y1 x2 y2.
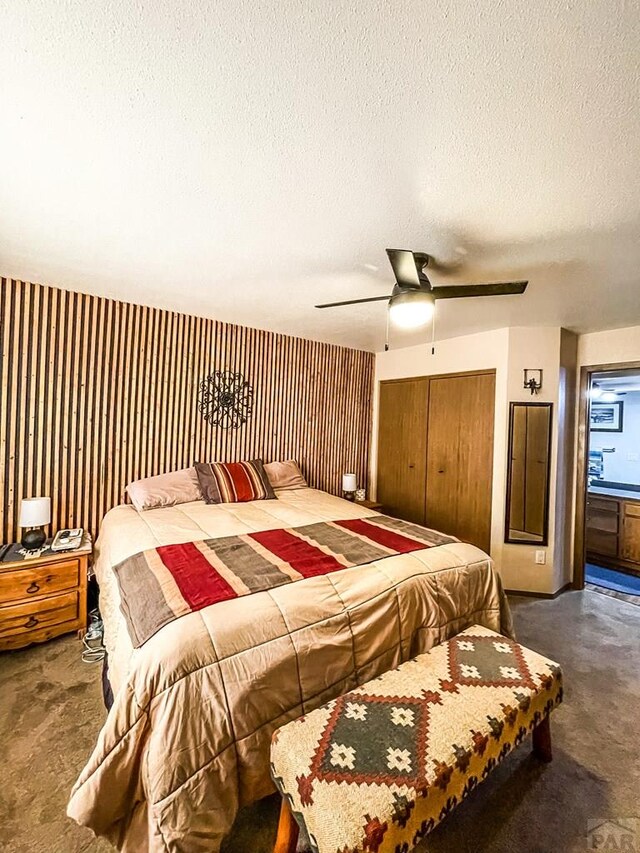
587 484 640 576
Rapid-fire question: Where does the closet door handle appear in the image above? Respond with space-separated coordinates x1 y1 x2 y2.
408 464 415 469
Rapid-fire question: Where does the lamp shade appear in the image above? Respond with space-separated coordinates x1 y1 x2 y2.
342 473 357 492
19 497 51 528
388 290 434 330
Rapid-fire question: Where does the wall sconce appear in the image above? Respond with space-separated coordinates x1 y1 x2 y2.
523 369 542 395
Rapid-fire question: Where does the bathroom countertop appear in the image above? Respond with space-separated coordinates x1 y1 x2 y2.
589 485 640 501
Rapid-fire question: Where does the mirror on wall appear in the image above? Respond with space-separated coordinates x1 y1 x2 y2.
505 402 553 545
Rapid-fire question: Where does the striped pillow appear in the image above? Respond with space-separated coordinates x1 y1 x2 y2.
194 460 276 504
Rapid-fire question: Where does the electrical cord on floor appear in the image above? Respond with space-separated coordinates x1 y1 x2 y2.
82 608 106 663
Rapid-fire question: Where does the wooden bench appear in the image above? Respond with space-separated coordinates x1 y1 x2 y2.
270 625 563 853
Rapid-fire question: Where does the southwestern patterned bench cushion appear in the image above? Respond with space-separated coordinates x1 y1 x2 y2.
270 625 563 853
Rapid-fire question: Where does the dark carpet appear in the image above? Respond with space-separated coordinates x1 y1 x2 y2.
1 590 638 853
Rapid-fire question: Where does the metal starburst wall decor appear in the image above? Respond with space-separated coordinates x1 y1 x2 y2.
198 370 253 429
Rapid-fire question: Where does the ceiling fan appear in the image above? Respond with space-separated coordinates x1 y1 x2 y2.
316 249 528 345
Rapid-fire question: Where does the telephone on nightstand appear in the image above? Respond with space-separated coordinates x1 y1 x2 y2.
51 528 84 552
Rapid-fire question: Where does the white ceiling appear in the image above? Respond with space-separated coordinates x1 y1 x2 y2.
593 371 640 393
1 1 639 352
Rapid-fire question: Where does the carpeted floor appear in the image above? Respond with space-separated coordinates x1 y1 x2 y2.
1 590 639 853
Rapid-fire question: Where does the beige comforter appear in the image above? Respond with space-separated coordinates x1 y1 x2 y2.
68 488 513 852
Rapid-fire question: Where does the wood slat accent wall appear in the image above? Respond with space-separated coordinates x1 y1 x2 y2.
0 279 374 543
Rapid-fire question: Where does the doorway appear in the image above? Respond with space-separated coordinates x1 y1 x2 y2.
574 362 640 603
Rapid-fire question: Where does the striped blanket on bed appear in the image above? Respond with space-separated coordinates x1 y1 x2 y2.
113 515 458 646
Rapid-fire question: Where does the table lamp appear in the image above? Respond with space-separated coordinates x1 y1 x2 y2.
19 497 51 550
342 473 357 501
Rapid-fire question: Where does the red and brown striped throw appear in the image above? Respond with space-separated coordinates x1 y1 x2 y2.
114 515 458 646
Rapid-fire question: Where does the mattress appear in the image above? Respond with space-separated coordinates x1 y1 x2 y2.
69 487 512 852
93 488 384 693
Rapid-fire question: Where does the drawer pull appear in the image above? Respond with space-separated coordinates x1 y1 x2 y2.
26 581 40 594
25 615 39 628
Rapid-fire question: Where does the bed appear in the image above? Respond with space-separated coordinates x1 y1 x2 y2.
67 487 513 852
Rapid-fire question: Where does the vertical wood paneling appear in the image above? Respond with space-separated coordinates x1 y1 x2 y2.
0 279 374 542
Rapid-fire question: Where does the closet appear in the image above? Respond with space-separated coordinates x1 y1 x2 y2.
377 370 495 552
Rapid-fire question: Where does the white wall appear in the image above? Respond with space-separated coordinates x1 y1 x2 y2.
589 391 640 485
499 328 567 593
371 326 575 594
570 325 640 582
578 326 640 366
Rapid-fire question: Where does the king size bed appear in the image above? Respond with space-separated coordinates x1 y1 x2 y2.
67 478 512 852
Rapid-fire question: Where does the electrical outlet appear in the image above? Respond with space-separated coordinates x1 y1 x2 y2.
535 550 546 565
628 452 639 462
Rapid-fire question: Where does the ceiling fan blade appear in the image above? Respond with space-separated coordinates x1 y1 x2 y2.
431 281 528 299
315 295 390 309
385 249 429 289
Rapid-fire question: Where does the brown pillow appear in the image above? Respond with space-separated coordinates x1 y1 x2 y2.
126 467 202 512
264 460 308 491
194 459 276 504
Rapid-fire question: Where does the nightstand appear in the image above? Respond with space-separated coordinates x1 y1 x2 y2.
0 536 91 651
355 499 384 512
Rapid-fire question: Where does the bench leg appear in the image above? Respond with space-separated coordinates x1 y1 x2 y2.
532 714 552 762
274 797 299 853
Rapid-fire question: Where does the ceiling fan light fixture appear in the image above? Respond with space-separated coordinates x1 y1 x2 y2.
388 289 434 330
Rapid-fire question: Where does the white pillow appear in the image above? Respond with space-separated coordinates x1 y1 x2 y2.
126 467 202 512
263 460 308 491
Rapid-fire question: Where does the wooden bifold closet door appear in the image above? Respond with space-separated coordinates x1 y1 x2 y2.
377 378 429 524
377 371 495 553
425 372 495 553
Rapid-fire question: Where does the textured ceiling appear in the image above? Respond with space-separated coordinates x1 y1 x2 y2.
1 1 639 352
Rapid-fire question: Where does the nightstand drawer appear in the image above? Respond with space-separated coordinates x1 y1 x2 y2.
0 590 79 639
0 558 80 604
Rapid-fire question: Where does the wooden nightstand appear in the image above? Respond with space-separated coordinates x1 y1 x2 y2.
0 536 91 651
355 499 384 512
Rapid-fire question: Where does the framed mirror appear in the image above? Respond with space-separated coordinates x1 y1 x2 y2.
505 402 553 545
